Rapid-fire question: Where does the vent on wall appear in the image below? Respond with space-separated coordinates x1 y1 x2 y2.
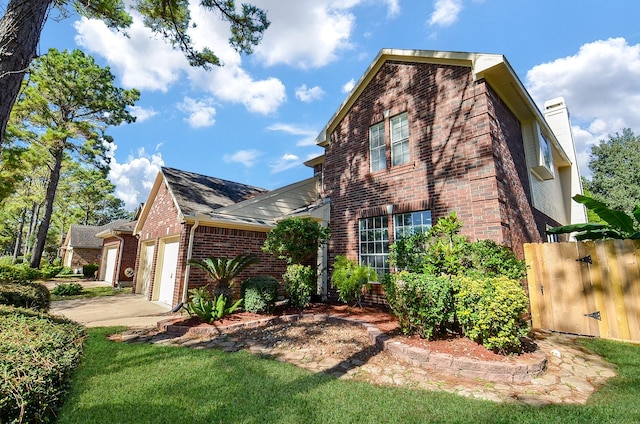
530 122 555 181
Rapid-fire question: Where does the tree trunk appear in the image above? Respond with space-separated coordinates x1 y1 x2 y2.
24 201 40 257
11 207 26 263
0 0 52 147
30 146 63 268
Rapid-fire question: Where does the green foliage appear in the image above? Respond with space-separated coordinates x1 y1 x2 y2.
383 271 455 340
51 282 84 297
465 240 527 280
82 263 99 278
0 263 42 283
330 256 378 306
282 264 315 308
262 217 330 264
547 194 640 240
583 128 640 218
0 281 51 311
454 276 530 353
184 286 242 323
0 305 86 424
188 254 259 295
41 265 63 279
241 276 280 314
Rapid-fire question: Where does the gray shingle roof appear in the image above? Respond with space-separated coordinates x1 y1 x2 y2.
162 167 267 216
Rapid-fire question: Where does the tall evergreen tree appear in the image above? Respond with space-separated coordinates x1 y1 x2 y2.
9 48 139 268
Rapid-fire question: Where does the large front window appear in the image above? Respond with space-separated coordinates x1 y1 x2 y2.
359 216 389 275
358 210 432 275
369 122 386 172
391 112 410 166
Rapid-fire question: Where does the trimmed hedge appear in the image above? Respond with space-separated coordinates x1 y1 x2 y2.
0 281 51 312
0 306 86 423
0 264 41 284
283 264 315 308
82 263 99 278
241 276 280 313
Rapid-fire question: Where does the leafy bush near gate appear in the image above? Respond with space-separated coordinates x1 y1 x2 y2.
465 240 527 280
330 256 378 306
383 271 455 340
51 282 84 297
454 275 530 353
283 264 315 308
82 263 99 278
0 305 86 424
0 281 51 312
241 276 280 314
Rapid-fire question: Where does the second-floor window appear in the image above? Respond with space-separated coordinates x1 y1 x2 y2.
391 112 410 166
369 122 386 172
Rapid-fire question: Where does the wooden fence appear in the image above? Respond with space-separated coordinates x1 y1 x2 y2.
524 240 640 343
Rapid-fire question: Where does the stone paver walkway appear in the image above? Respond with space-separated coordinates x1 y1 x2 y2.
115 317 617 406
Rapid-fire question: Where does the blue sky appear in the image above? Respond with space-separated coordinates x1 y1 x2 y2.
34 0 640 210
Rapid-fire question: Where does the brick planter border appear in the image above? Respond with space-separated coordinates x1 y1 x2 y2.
158 313 547 383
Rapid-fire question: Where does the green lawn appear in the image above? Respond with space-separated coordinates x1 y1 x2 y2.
57 328 640 424
50 286 132 301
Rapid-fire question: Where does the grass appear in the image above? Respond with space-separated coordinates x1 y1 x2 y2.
50 286 132 301
57 328 640 424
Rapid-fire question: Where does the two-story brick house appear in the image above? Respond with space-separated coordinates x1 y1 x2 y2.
312 49 585 277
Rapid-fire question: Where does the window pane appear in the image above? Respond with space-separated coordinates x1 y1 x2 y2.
358 215 390 277
369 122 386 172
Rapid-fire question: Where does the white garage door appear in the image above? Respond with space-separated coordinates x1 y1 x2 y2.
157 241 179 305
103 247 118 284
136 243 155 296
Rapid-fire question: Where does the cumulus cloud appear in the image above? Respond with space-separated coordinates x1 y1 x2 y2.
526 37 640 177
251 0 357 68
428 0 463 27
177 97 217 128
385 0 400 17
223 150 263 167
130 106 158 123
270 153 300 174
107 146 164 210
267 123 318 147
342 78 356 93
295 84 325 102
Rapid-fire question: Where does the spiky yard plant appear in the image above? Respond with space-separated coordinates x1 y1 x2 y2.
187 253 259 298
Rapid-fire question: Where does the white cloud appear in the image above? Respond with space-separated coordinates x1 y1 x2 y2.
267 123 318 146
385 0 400 17
295 84 325 102
342 78 356 93
223 150 263 167
177 97 217 128
130 106 158 123
107 146 164 210
526 37 640 177
251 0 357 68
270 153 300 174
428 0 463 27
74 17 185 91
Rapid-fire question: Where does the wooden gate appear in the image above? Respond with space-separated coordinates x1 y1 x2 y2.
524 240 640 342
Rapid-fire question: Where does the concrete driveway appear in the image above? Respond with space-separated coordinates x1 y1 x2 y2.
48 281 182 328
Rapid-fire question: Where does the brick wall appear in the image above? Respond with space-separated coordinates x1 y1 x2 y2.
100 234 138 285
324 60 546 293
68 248 101 270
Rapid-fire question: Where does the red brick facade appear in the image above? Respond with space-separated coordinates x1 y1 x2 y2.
324 60 550 267
100 234 138 286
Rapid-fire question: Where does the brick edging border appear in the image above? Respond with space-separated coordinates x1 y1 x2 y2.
158 313 547 383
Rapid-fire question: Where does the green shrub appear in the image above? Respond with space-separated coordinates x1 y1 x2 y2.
0 305 86 424
454 275 530 353
241 276 280 314
0 264 42 284
184 286 242 323
465 240 527 280
82 263 99 278
330 256 378 306
41 265 63 279
383 271 455 339
283 264 315 308
57 267 75 276
51 282 84 297
0 282 51 312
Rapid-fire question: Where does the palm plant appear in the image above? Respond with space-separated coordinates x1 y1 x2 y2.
547 194 640 240
188 253 259 297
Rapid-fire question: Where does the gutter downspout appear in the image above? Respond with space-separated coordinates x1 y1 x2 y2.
113 232 125 289
181 218 200 305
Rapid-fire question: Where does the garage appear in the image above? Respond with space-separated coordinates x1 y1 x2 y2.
101 247 118 284
156 240 179 306
136 242 155 297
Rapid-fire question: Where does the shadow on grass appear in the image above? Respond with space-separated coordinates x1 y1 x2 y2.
56 328 640 424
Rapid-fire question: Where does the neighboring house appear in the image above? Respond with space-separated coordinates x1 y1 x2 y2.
96 220 137 287
132 167 326 307
313 49 586 276
60 225 104 272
